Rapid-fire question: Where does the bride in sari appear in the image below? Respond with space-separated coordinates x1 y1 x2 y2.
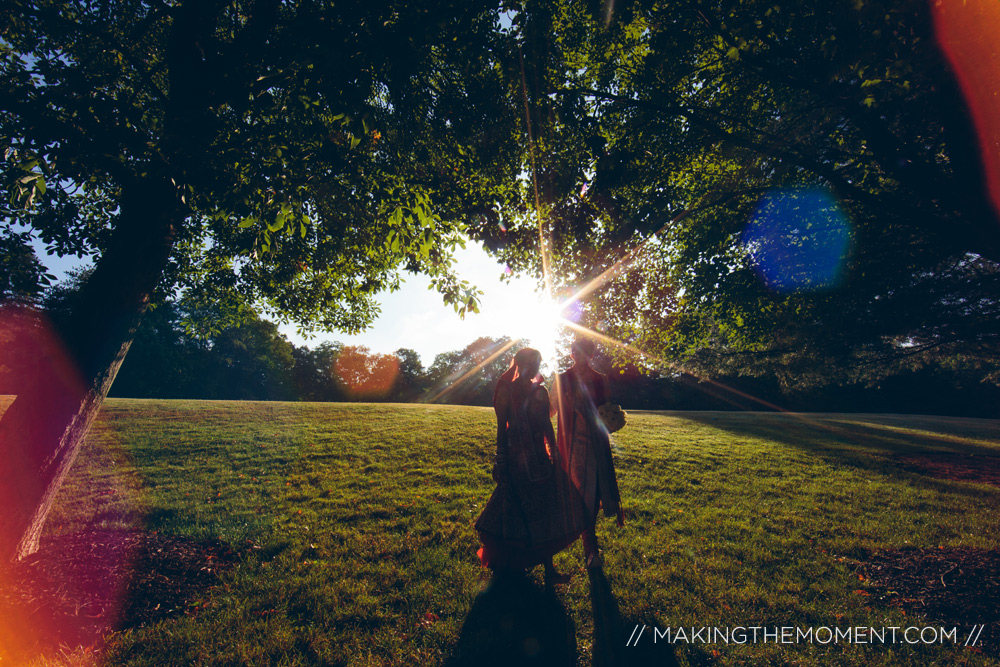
475 348 585 584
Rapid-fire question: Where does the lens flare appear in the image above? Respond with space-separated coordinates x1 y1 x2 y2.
563 300 584 324
932 0 1000 220
742 188 852 292
333 346 400 400
427 338 517 403
0 305 138 663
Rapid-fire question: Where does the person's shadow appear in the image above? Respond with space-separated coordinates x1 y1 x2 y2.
447 567 679 667
589 565 679 667
446 570 576 667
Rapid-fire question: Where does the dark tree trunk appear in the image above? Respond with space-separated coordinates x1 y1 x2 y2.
0 0 282 563
0 175 183 561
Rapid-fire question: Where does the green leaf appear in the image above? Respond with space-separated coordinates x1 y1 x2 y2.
268 217 285 232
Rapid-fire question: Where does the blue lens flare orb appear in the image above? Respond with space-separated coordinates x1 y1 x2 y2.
563 300 584 324
742 188 852 292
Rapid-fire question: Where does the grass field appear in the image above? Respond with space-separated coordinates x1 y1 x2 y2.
7 399 1000 666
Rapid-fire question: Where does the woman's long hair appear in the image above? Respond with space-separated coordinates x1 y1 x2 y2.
494 347 542 404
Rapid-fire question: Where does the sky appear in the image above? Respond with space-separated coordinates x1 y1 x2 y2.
278 241 561 366
33 237 564 369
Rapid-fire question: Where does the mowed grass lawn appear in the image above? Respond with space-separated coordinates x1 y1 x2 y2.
12 399 1000 666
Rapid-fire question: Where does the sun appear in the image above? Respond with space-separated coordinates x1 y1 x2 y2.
506 293 567 371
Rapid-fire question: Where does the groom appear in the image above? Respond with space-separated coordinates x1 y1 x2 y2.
553 337 624 568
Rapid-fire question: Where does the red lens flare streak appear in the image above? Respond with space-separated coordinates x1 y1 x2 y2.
0 305 136 662
932 0 1000 221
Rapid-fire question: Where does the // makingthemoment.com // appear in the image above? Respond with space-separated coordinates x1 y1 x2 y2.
625 625 986 647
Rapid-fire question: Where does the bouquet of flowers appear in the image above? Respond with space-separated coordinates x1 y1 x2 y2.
598 403 627 434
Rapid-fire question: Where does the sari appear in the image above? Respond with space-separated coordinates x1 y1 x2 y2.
555 366 621 524
475 378 584 570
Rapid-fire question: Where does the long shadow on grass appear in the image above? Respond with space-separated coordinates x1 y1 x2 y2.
446 567 676 667
667 411 1000 498
589 565 679 667
445 571 575 667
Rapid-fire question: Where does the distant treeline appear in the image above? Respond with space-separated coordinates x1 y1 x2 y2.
607 364 1000 419
104 302 522 405
100 304 1000 418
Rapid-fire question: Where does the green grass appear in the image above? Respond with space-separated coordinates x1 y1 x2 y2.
19 401 1000 665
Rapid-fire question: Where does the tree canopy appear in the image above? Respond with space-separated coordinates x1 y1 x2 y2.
2 0 524 331
5 0 1000 387
5 0 999 390
484 0 1000 388
0 0 527 561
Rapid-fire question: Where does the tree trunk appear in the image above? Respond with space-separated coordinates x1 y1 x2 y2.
0 0 277 563
0 175 182 562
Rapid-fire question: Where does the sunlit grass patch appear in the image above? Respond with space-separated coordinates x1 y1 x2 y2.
16 402 1000 665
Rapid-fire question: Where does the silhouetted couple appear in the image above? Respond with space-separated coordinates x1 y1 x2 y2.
475 339 623 585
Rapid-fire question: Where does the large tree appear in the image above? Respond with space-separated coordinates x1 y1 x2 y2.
484 0 1000 388
6 0 998 561
0 0 522 560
